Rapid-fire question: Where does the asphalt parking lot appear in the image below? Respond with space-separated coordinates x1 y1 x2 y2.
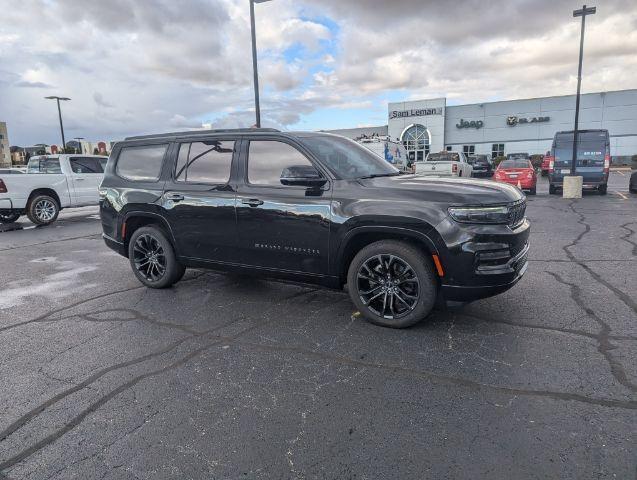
1 172 635 479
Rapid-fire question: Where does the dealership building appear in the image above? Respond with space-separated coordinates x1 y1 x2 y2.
327 88 637 163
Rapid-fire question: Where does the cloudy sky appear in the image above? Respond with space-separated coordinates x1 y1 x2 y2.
1 0 636 145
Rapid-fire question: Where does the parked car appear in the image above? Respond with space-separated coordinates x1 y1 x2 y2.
414 151 473 178
100 129 529 328
630 171 637 193
493 158 537 195
507 152 529 160
0 154 106 224
547 129 610 195
467 154 493 177
540 151 551 176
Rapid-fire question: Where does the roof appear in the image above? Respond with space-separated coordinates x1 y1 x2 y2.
124 128 281 141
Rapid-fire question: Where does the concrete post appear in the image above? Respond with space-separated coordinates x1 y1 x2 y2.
563 175 583 198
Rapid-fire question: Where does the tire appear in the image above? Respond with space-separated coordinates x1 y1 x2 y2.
347 240 438 328
128 226 185 289
529 187 536 195
598 184 607 195
630 185 637 194
549 184 557 195
27 194 59 225
0 212 20 223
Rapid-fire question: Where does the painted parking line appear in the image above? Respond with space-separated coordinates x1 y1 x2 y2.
615 191 628 200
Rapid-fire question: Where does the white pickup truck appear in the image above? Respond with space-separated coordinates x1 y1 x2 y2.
0 154 107 225
414 151 473 178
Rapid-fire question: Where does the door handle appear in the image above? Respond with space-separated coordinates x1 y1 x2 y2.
241 198 264 207
165 192 184 202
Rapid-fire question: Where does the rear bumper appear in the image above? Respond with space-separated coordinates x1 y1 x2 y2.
495 179 536 189
103 233 127 257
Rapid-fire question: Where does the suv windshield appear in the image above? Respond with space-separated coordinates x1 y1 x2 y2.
427 152 460 162
500 159 530 168
301 135 399 180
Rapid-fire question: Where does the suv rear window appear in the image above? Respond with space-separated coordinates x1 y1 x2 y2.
116 145 167 181
175 140 234 184
427 152 459 162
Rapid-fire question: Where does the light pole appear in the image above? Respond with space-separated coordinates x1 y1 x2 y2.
249 0 271 128
74 137 84 154
45 96 71 153
570 5 596 178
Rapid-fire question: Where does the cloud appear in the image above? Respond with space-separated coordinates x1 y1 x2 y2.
0 0 635 145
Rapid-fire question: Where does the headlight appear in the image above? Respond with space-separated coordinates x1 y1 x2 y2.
448 205 509 224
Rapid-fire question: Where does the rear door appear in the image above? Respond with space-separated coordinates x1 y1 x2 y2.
162 137 238 263
68 157 104 205
553 131 608 184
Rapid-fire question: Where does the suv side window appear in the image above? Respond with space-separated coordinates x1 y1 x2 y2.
247 140 314 186
116 145 167 181
175 140 234 184
70 157 103 174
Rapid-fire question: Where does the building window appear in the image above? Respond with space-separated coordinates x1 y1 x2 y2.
446 146 452 152
401 124 430 159
492 143 505 158
463 145 475 156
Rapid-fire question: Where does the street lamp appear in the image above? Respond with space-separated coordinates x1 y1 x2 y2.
567 5 596 195
44 96 71 153
249 0 271 128
74 137 84 154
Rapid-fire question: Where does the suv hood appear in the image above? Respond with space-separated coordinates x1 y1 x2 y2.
357 174 523 205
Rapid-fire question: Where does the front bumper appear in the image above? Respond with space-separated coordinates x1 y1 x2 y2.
433 215 530 302
102 233 127 257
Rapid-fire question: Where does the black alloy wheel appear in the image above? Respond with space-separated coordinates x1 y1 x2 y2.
347 240 437 328
127 226 185 288
357 254 419 320
133 233 167 282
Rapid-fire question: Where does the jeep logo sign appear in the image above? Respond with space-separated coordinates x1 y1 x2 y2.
456 119 484 129
506 116 550 126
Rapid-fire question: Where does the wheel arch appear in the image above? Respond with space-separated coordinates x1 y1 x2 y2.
27 188 62 209
336 225 440 286
121 211 177 258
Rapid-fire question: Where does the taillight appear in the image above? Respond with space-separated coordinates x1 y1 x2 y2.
452 163 458 173
548 158 554 173
0 179 6 193
604 154 610 173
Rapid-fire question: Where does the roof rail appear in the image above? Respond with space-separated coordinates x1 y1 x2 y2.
124 128 280 141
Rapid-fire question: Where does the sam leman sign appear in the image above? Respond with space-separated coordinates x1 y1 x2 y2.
390 107 443 119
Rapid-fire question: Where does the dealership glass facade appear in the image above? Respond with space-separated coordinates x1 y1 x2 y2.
327 89 637 163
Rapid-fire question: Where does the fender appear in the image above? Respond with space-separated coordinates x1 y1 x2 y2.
121 209 177 246
334 224 441 279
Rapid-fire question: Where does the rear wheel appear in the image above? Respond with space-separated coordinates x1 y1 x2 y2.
549 184 557 195
0 212 20 223
598 184 607 195
128 226 185 289
528 187 536 195
347 240 437 328
27 195 59 225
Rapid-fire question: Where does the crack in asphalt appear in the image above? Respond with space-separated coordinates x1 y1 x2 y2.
619 222 637 256
232 340 637 410
546 271 637 393
0 287 318 474
565 201 637 315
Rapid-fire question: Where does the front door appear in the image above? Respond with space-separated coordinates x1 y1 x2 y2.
69 157 104 205
235 139 331 275
162 138 238 263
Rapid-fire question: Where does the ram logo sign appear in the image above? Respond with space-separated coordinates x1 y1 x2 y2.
506 116 550 126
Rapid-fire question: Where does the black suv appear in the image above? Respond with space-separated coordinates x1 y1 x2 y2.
100 129 529 328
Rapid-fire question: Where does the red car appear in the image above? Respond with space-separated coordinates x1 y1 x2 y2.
493 158 537 195
540 154 551 176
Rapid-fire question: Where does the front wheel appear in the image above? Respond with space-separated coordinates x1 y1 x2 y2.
347 240 438 328
128 226 185 289
27 195 59 225
0 212 20 223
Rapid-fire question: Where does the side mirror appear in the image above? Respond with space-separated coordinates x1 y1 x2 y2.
280 165 327 187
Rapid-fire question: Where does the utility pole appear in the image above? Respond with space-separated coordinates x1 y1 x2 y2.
571 5 596 177
45 96 71 153
249 0 271 128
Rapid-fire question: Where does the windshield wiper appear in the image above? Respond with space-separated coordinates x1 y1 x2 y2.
358 172 401 179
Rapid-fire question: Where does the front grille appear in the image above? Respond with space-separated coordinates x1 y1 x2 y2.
508 199 526 228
